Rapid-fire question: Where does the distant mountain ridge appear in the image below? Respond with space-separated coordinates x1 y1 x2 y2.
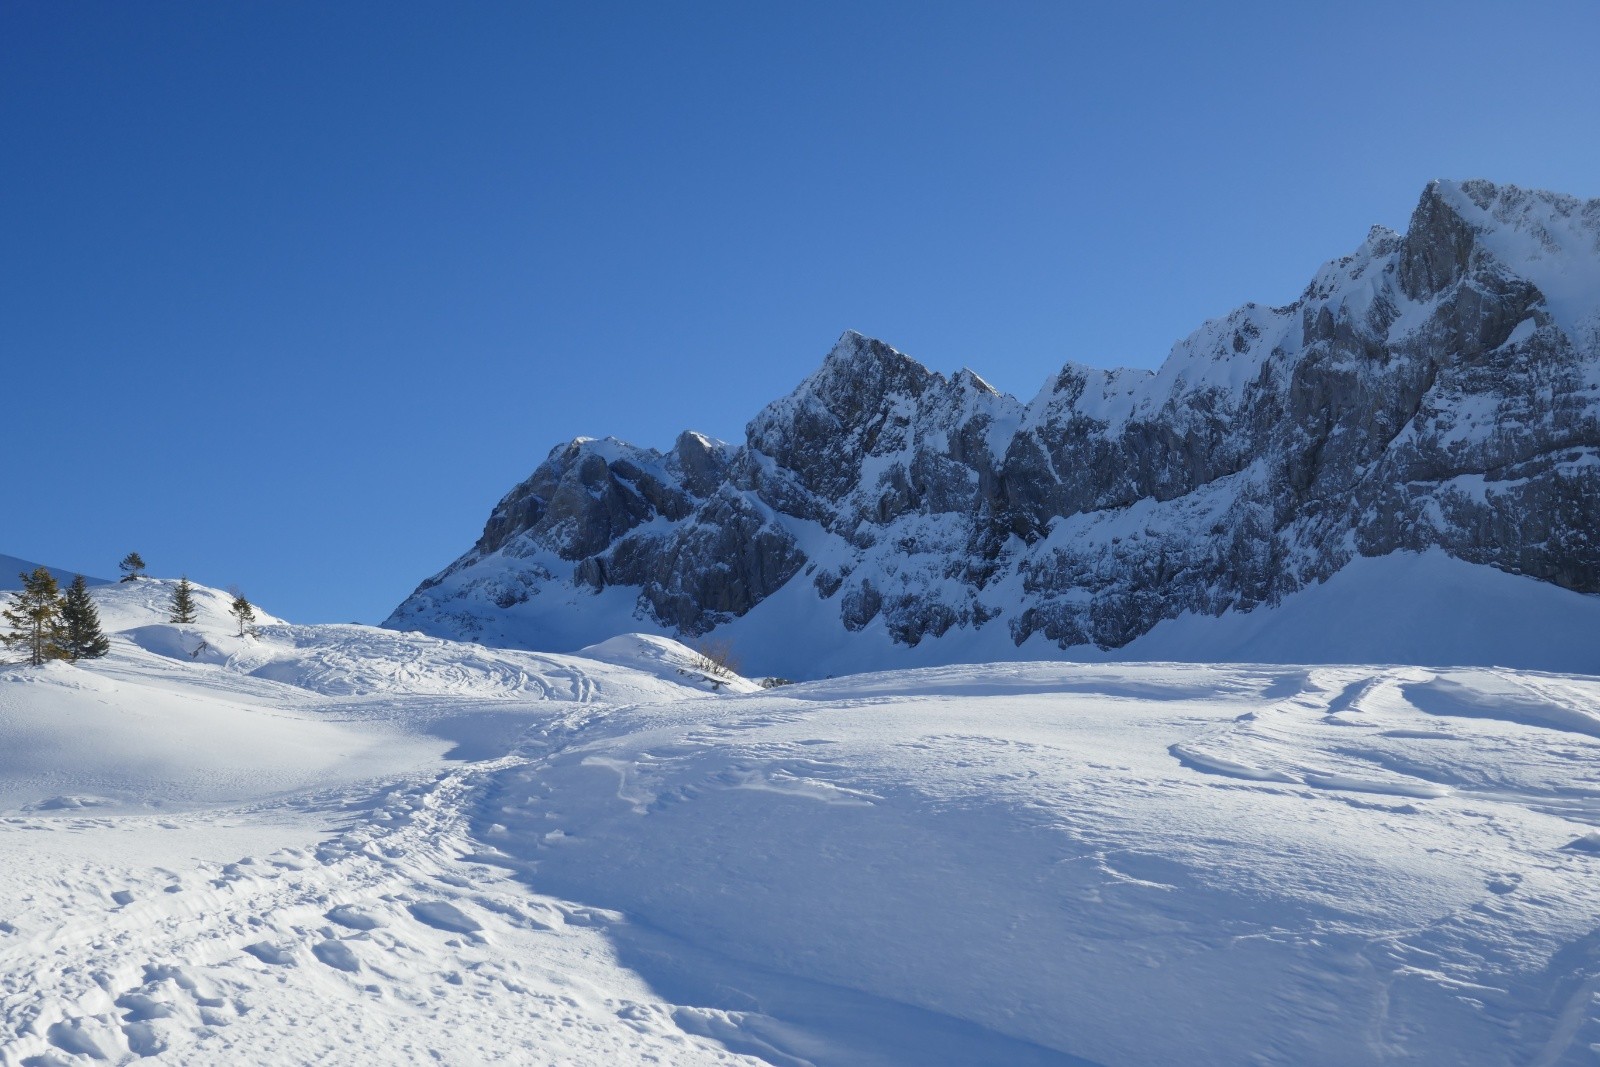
387 180 1600 676
0 554 110 590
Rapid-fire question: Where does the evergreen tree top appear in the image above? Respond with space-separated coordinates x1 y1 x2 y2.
18 566 61 598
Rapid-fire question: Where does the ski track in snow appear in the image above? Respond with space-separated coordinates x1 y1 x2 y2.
3 580 1600 1065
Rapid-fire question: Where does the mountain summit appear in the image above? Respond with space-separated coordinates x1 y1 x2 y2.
387 180 1600 676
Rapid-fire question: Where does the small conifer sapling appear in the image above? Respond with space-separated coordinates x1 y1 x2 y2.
118 552 147 582
169 577 199 624
229 593 257 637
60 576 111 661
3 567 67 666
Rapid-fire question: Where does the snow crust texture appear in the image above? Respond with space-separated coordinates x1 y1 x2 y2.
5 579 1600 1065
388 180 1600 679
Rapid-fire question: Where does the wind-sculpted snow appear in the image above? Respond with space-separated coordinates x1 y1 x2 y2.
485 662 1600 1065
99 578 738 705
243 627 582 700
3 578 1600 1063
390 179 1600 680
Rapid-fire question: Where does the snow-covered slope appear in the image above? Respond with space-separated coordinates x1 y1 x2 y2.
0 579 728 812
3 579 1599 1064
0 579 776 1065
492 661 1600 1066
388 179 1600 679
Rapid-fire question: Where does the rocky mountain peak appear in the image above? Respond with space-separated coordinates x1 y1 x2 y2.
389 180 1600 677
744 332 948 504
669 430 732 498
1399 179 1483 300
775 331 939 424
950 367 1001 397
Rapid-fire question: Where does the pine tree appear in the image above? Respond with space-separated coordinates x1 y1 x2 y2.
169 576 198 624
229 593 257 637
3 567 67 666
60 575 111 661
118 552 147 582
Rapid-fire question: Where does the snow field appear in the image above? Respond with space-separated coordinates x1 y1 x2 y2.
484 663 1600 1065
1 580 764 1065
0 762 763 1065
3 577 1600 1064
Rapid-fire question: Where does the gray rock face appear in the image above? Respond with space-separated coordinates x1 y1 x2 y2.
388 179 1600 662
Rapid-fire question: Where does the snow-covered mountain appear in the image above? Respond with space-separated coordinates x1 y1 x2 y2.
388 180 1600 678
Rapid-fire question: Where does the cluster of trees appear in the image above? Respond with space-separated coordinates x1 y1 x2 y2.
1 569 110 665
4 552 263 665
126 556 256 635
161 573 255 634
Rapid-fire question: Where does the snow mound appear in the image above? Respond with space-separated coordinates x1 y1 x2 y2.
578 633 765 694
0 578 740 811
0 654 433 812
79 579 720 705
1403 670 1600 738
88 576 285 634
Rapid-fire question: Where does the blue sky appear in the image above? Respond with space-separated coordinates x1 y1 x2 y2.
5 1 1598 623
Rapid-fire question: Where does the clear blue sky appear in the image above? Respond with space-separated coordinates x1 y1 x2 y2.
5 1 1597 623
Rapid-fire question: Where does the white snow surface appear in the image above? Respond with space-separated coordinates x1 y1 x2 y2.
3 578 1600 1064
